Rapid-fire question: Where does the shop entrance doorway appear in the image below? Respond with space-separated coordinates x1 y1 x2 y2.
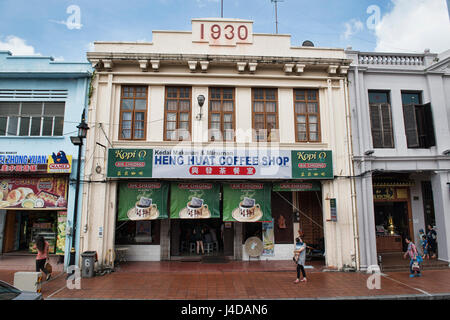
2 211 57 255
170 218 231 258
374 202 412 252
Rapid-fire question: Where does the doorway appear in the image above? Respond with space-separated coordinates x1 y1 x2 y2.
170 218 232 258
374 202 411 252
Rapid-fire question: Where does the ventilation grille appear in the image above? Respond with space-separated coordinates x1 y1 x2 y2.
0 89 68 99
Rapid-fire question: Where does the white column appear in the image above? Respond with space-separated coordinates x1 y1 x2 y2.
431 171 450 263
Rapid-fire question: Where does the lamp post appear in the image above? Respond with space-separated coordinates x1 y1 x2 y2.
69 110 89 267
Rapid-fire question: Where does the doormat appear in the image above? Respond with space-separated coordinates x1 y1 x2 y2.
201 256 229 264
179 257 202 262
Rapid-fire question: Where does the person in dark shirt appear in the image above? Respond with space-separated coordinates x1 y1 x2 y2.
426 224 437 259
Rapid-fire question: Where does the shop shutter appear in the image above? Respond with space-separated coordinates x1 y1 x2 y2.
422 103 436 147
369 104 383 148
381 103 394 148
402 104 419 148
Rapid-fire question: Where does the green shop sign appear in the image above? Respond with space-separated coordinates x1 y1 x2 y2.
291 150 333 179
223 183 272 222
107 148 153 178
118 181 168 221
170 182 220 219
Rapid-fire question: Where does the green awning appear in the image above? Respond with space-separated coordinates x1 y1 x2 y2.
118 181 168 221
169 182 220 219
222 182 272 222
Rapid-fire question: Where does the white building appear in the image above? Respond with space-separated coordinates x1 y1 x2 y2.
81 18 358 270
346 48 450 270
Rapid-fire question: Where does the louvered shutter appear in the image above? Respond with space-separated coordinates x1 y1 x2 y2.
422 103 436 147
369 104 383 148
381 103 394 148
403 104 419 148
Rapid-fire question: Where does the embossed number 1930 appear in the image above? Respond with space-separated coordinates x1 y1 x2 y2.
200 23 248 41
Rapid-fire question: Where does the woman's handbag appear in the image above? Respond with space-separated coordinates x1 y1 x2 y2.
44 261 53 274
412 260 420 272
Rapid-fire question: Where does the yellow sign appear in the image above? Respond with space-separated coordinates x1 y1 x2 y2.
47 152 72 173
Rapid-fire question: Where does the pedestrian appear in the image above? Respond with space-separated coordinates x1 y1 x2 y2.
426 224 437 259
418 228 426 254
193 224 204 255
293 236 307 284
421 235 429 260
34 235 51 281
403 237 422 278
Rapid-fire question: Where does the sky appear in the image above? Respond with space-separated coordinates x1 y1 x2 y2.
0 0 449 62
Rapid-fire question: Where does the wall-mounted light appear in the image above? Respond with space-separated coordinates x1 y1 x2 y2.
196 94 205 120
364 150 375 156
442 149 450 156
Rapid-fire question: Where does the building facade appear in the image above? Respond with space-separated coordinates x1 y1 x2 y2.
82 18 358 270
0 51 92 269
346 48 450 271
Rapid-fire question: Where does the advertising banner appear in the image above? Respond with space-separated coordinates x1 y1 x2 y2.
0 151 72 174
170 182 220 219
222 182 272 222
0 177 68 210
107 149 153 178
291 150 333 179
262 219 275 256
273 181 321 192
118 181 168 221
152 148 291 179
56 211 67 255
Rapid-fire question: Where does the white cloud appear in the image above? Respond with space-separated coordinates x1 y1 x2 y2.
375 0 450 53
53 56 65 62
342 19 364 40
0 35 39 55
86 42 95 52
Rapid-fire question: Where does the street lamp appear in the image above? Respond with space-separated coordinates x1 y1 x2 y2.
196 94 205 120
69 110 89 268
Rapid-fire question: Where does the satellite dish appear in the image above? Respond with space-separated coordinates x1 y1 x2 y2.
302 40 315 47
244 237 264 257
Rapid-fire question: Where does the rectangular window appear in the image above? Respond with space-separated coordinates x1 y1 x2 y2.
119 86 148 140
208 87 235 141
252 88 279 142
401 91 435 148
368 91 394 148
293 89 321 142
164 87 191 141
0 102 65 136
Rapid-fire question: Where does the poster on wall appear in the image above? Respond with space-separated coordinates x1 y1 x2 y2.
56 211 67 255
222 183 272 222
262 219 275 256
170 182 220 219
118 181 168 221
0 177 68 210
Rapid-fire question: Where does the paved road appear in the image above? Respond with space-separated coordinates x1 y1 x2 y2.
1 268 449 300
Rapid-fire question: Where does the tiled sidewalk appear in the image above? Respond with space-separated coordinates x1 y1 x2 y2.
1 261 449 300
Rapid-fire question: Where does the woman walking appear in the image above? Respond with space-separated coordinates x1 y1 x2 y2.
426 225 437 259
34 235 51 281
193 224 204 255
403 237 422 278
293 236 307 284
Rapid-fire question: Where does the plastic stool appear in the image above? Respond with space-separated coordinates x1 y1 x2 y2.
205 242 214 254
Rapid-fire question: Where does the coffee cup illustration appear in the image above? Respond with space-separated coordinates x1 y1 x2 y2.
187 197 206 217
239 197 260 218
135 197 157 217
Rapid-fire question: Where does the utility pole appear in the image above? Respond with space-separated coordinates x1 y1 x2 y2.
221 0 223 18
271 0 284 34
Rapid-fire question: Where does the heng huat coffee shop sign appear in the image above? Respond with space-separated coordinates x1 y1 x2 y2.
107 148 333 180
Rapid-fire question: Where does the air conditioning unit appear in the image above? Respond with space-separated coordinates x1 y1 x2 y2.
13 272 43 293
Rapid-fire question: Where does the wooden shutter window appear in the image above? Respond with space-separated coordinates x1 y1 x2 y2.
208 88 235 142
369 102 394 148
164 87 192 141
422 103 436 147
403 104 420 148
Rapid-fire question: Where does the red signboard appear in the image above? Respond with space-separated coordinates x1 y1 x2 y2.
0 177 68 210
